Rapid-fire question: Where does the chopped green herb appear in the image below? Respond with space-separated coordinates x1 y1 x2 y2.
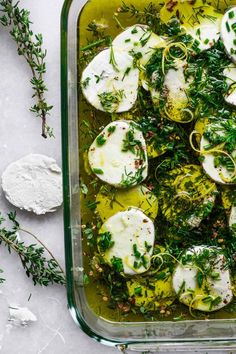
134 286 142 295
98 231 114 253
111 256 124 272
108 125 116 134
96 134 106 146
109 44 119 72
226 21 231 32
131 27 138 34
229 10 235 19
232 22 236 32
80 182 88 195
145 241 152 252
86 200 100 210
98 90 124 112
92 168 104 175
122 127 145 160
122 67 131 80
196 270 204 288
94 71 105 83
133 244 141 259
83 273 90 285
81 77 91 89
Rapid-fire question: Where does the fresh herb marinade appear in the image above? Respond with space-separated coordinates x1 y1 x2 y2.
78 0 236 322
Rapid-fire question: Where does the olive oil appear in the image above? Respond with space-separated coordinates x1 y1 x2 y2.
77 0 236 322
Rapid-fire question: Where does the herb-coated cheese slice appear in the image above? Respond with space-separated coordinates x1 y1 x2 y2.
200 122 236 185
81 48 139 113
162 60 193 123
88 120 148 187
224 65 236 85
1 154 62 215
160 1 222 52
184 17 221 52
97 208 155 275
173 246 233 312
221 7 236 63
112 24 166 67
223 65 236 106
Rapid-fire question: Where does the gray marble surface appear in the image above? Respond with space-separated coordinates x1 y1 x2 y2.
0 0 233 353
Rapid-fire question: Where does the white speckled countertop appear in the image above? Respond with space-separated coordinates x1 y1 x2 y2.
0 1 232 353
0 1 116 353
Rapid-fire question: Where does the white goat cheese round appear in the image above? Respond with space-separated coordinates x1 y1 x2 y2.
98 208 155 275
221 7 236 62
223 65 236 106
88 120 148 188
2 154 62 215
186 18 221 52
112 24 166 66
229 206 236 233
81 47 139 113
173 245 233 312
200 123 236 185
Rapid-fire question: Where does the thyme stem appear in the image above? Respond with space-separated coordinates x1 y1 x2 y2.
80 38 108 52
0 212 66 286
19 228 65 275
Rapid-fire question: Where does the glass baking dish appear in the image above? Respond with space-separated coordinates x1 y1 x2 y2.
61 0 236 351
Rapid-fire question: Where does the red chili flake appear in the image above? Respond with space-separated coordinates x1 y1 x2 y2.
146 131 155 139
147 183 154 191
135 159 143 169
128 297 136 305
166 0 178 12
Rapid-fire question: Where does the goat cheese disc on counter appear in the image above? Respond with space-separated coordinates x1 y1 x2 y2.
97 208 155 275
1 154 62 215
88 120 148 188
221 7 236 62
81 48 139 113
173 246 233 312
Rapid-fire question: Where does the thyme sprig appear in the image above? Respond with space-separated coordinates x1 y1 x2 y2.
0 0 53 138
0 212 65 286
